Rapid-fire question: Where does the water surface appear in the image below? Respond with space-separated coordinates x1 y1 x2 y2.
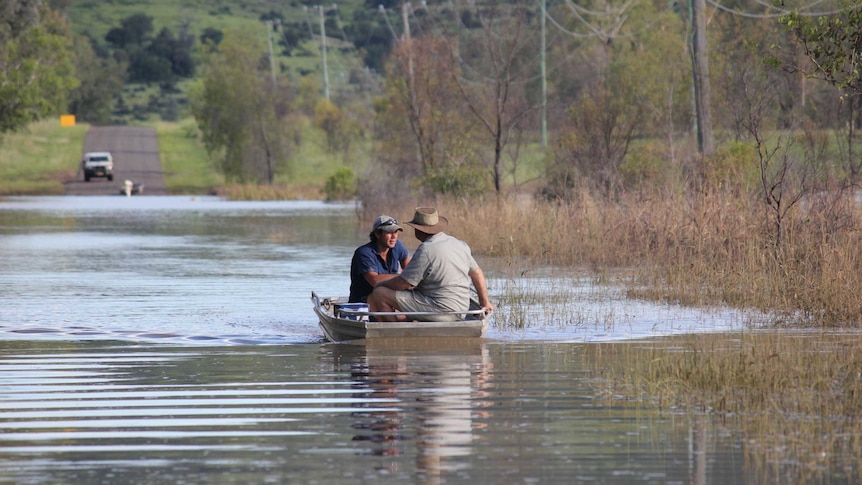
0 196 769 484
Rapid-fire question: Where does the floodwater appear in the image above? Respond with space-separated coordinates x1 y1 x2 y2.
0 196 772 484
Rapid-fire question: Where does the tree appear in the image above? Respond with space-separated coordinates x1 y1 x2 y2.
67 35 127 123
552 78 643 199
373 35 485 198
780 2 862 97
780 2 862 181
190 29 292 184
346 7 395 72
148 27 195 78
628 12 692 163
314 98 357 153
200 27 223 48
448 1 538 193
105 13 153 48
544 0 675 199
314 98 343 152
0 1 77 134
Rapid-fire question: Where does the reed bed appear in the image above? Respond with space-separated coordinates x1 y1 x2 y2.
366 175 862 481
587 331 862 482
382 185 862 328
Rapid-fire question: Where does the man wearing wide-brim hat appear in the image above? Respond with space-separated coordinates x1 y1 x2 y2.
368 207 493 321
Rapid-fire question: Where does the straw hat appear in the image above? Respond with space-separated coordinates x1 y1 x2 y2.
405 207 448 234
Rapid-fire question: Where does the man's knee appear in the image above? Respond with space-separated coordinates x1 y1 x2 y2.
368 287 382 306
368 287 388 305
375 288 396 307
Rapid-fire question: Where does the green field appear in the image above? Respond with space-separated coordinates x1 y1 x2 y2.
67 0 364 93
0 115 375 197
0 119 89 195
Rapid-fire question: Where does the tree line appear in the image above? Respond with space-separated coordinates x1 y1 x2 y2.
3 0 861 214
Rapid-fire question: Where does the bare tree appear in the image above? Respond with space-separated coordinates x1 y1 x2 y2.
741 73 812 253
446 1 539 193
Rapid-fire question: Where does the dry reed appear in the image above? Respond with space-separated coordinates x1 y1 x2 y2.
360 175 862 481
392 184 862 327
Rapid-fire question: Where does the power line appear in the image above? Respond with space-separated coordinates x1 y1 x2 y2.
717 0 855 17
378 4 400 42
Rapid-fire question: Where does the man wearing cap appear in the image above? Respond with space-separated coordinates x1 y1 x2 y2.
348 215 411 303
368 207 493 321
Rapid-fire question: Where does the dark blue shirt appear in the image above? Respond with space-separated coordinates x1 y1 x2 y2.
349 240 409 303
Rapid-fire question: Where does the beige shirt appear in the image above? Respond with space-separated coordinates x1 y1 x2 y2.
399 232 479 312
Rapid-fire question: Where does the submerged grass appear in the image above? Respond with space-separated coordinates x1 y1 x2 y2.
589 331 862 483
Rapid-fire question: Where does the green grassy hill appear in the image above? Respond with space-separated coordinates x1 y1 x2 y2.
67 0 364 52
66 0 374 124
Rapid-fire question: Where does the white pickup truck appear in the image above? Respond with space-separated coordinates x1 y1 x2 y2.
81 152 114 182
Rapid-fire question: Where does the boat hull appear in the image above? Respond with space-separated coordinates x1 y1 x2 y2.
312 293 488 342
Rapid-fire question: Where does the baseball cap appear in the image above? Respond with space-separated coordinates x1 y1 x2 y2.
372 215 402 233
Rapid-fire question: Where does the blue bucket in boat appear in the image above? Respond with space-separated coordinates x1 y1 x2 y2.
336 303 369 321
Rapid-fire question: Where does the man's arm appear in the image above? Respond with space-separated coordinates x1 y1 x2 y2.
362 271 400 287
469 267 494 313
377 275 413 291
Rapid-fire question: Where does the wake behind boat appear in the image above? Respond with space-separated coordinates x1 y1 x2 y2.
311 292 489 342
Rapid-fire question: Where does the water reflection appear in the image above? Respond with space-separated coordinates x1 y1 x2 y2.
0 196 808 483
328 338 491 483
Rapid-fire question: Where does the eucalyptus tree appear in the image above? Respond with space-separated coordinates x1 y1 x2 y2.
190 29 292 184
67 35 127 123
0 0 77 134
780 0 862 182
373 35 487 199
448 0 539 194
544 0 688 199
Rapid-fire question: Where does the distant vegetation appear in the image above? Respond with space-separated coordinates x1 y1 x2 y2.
4 0 862 329
62 0 380 125
6 3 862 477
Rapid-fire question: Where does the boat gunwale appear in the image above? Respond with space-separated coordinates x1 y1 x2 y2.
311 292 489 342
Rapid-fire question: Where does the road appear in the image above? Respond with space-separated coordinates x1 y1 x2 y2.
63 126 167 195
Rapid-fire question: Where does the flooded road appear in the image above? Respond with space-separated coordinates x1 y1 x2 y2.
0 196 772 483
0 340 749 484
64 126 168 196
0 196 755 345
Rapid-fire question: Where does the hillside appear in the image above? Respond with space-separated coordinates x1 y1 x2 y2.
65 0 379 123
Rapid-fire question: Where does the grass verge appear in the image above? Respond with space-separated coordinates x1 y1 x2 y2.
0 119 89 195
1 117 354 198
151 118 222 193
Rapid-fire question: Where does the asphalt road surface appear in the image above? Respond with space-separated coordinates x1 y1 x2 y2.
63 126 167 195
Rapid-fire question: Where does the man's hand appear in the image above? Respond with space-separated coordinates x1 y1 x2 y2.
469 267 494 313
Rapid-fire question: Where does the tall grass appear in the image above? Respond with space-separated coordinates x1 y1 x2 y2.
365 182 862 327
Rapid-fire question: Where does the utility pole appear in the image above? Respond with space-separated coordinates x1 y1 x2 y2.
540 0 547 147
265 20 277 86
318 5 330 100
401 1 411 41
402 2 415 102
690 0 713 156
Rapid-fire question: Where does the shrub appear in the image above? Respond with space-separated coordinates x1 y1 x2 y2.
323 166 357 201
